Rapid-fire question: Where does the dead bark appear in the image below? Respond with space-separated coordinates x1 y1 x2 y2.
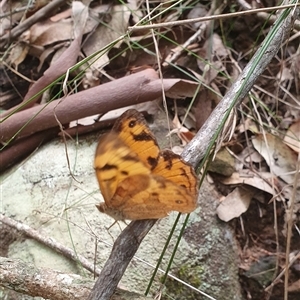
0 256 153 300
0 69 198 143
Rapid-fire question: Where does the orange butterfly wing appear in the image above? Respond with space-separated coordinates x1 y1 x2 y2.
94 132 151 204
154 150 198 207
112 109 160 170
94 109 198 220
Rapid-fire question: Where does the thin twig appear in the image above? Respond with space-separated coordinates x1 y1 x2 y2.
129 3 300 31
0 214 101 275
265 251 300 292
0 4 34 18
284 152 300 300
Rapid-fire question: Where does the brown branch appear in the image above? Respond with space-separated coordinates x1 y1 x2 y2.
0 256 153 300
0 69 199 143
0 69 156 142
0 0 66 49
88 220 156 300
128 3 300 31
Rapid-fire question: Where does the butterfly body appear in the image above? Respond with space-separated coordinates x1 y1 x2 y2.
94 109 198 220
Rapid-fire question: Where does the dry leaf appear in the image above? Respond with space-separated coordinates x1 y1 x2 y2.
288 279 300 292
284 120 300 153
171 114 195 145
127 0 143 23
220 171 275 195
29 1 91 48
217 187 254 222
7 43 29 70
252 133 299 185
30 19 73 47
197 34 229 83
187 4 207 30
83 5 131 70
276 65 294 82
193 88 220 130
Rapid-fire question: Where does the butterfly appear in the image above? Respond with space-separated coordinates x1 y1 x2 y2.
94 109 198 220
